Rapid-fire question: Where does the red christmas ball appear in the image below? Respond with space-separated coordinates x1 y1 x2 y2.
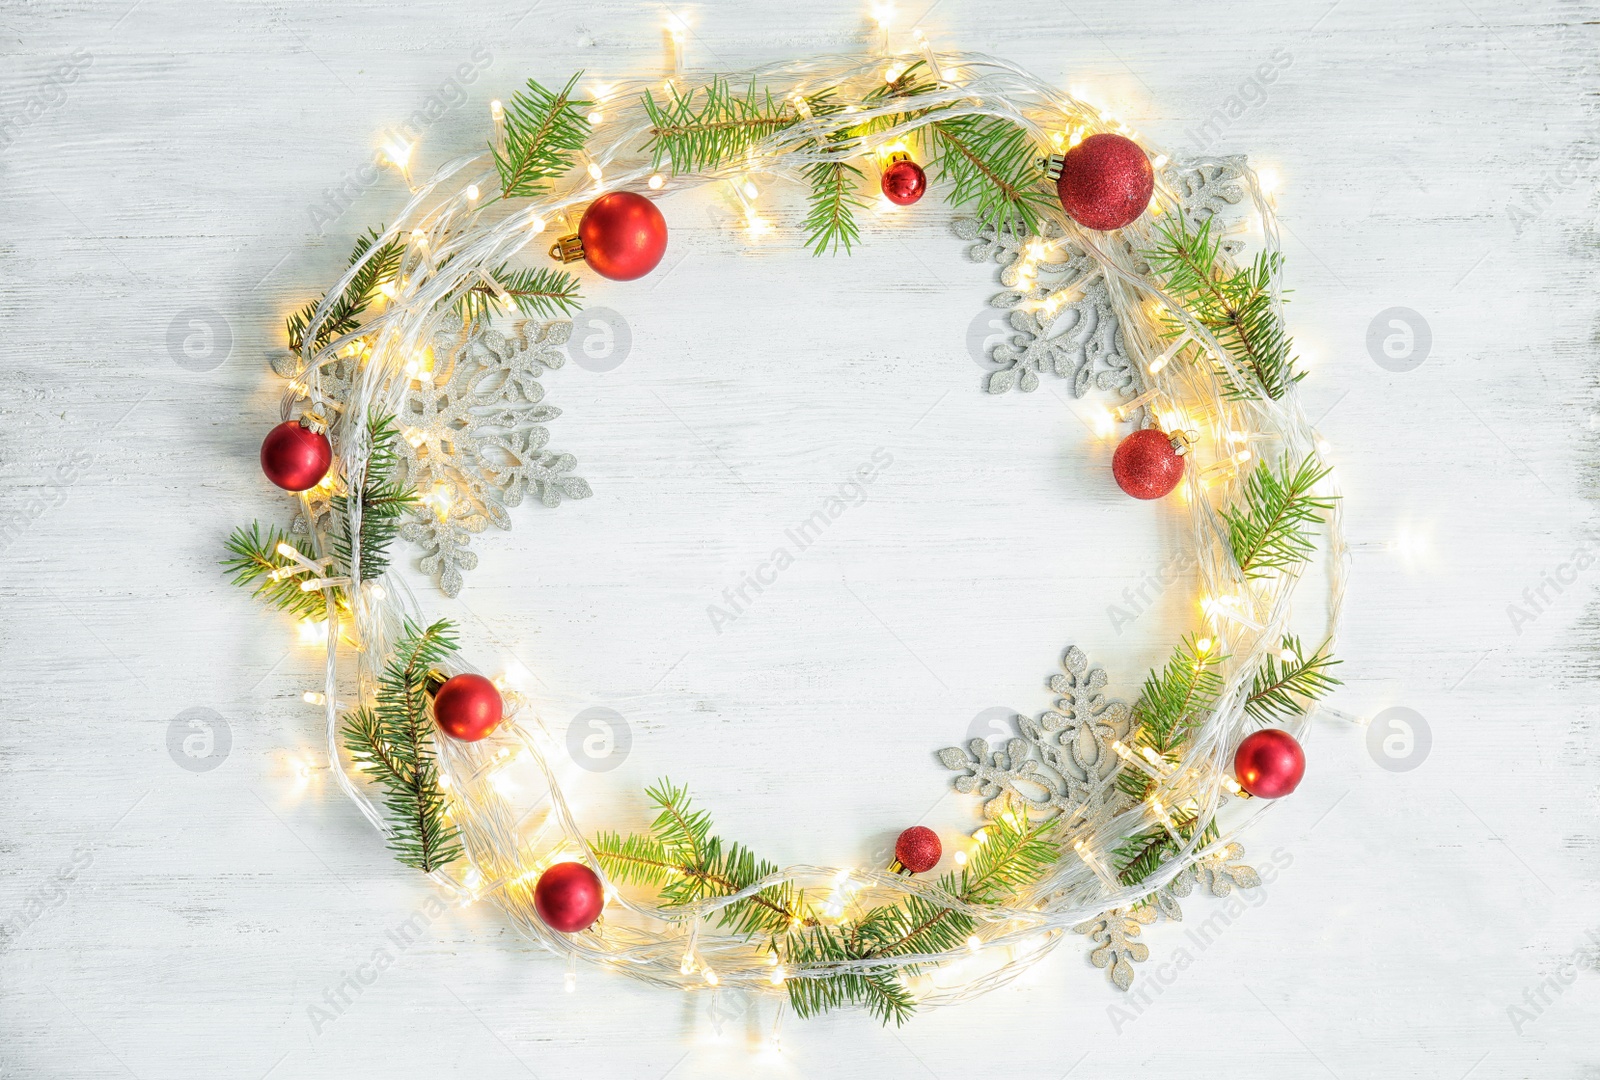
880 157 927 206
894 826 941 874
260 420 332 492
431 673 503 742
534 861 605 933
1233 729 1306 799
578 191 668 280
1112 428 1186 500
1056 133 1154 231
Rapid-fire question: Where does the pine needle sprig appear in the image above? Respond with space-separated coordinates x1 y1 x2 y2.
1222 453 1335 579
1133 634 1226 755
642 76 799 173
1146 213 1303 399
781 810 1058 1025
592 781 815 938
341 619 462 872
918 112 1054 231
330 412 418 582
802 160 868 255
458 264 583 323
1246 635 1341 724
222 523 331 619
493 73 593 199
286 227 404 354
1114 810 1218 887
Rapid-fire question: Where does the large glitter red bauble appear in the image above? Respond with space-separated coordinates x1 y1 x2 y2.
431 673 503 742
534 861 605 933
578 191 668 280
880 158 927 206
1112 428 1185 500
260 421 332 492
1234 729 1306 799
1056 133 1154 231
894 826 941 874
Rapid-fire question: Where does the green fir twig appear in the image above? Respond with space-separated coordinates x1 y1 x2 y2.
642 77 799 174
330 412 419 582
1146 212 1303 399
286 227 404 354
1246 635 1341 724
458 264 583 323
341 619 462 872
1222 453 1335 579
493 73 592 199
221 523 330 620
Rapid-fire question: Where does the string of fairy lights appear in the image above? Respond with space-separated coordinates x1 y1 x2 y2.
262 9 1347 1035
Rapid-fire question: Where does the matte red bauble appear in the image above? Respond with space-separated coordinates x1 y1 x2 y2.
534 861 605 933
893 826 941 874
1056 132 1154 231
880 156 927 206
1112 428 1186 500
431 673 503 742
1233 729 1306 799
577 191 668 280
260 420 332 492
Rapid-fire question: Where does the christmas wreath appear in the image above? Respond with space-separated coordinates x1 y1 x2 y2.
227 45 1347 1027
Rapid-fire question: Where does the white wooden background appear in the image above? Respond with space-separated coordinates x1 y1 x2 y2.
3 0 1597 1076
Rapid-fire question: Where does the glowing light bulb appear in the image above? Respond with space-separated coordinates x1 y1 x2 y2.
647 173 664 190
966 934 982 952
465 184 479 202
383 140 413 169
528 215 545 233
586 162 603 181
490 99 503 119
563 971 576 993
953 850 968 866
587 110 603 124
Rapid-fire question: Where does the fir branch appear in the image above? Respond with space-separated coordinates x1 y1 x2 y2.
782 811 1058 1025
459 263 583 323
1222 453 1335 579
802 161 866 255
1146 213 1303 399
1114 810 1218 887
590 781 815 938
493 73 592 199
341 619 462 872
286 227 404 354
1246 635 1341 724
1132 634 1226 755
330 412 418 582
918 112 1054 231
642 76 798 173
222 523 330 620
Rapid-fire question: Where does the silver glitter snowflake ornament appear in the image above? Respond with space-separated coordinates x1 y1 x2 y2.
939 646 1261 990
392 315 590 594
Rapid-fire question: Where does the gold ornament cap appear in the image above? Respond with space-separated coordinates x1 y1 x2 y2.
549 233 585 263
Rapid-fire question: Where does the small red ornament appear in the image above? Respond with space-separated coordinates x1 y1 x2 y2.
552 190 668 280
891 826 941 874
1233 729 1306 799
1112 428 1186 500
534 861 605 933
431 673 503 742
260 419 332 492
1055 133 1154 231
880 152 927 206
